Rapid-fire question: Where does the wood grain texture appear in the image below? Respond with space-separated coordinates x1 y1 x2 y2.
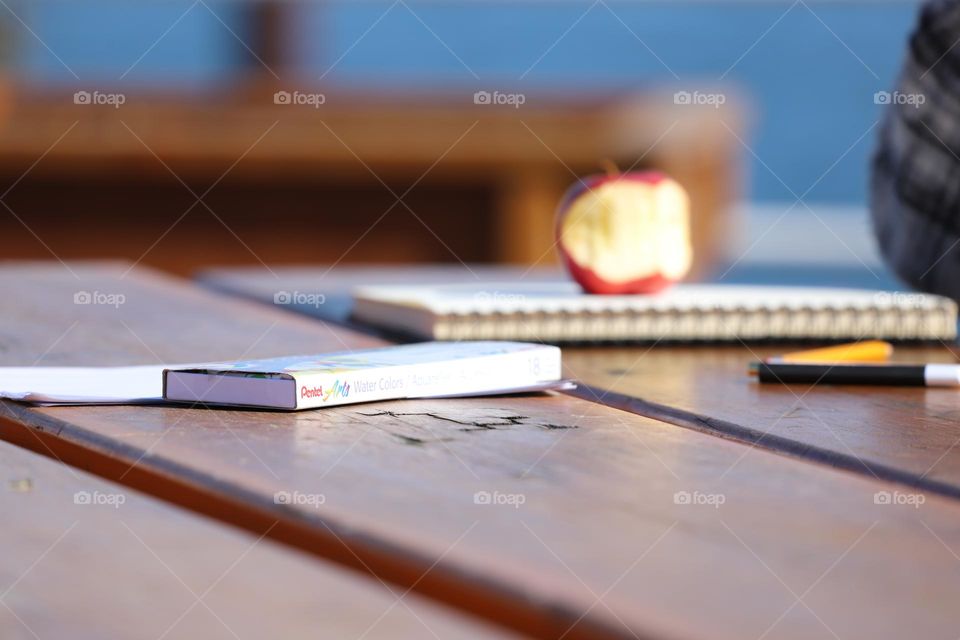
6 263 960 640
0 441 514 640
561 344 960 498
0 261 385 367
199 265 960 499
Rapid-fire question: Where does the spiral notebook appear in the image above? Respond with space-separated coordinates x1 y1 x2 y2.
351 282 958 343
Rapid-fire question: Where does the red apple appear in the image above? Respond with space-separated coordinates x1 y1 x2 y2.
555 171 692 294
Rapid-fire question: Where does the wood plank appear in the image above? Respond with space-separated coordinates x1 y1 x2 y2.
5 263 960 639
197 263 563 330
0 87 742 269
0 260 385 366
0 440 514 640
494 169 569 264
561 344 960 499
199 265 960 499
2 87 739 173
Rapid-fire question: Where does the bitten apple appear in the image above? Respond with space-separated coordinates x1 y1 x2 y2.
556 171 692 294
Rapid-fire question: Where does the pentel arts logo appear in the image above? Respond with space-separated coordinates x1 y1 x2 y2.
299 380 350 402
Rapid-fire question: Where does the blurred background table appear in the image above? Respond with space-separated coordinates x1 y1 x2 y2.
0 83 742 275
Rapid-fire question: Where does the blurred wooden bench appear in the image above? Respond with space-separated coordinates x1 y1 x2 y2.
0 84 743 275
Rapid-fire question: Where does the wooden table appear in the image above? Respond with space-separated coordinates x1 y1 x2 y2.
5 262 960 639
1 440 513 640
202 265 960 499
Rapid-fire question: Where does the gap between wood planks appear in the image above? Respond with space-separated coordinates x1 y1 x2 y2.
0 406 639 640
565 383 960 502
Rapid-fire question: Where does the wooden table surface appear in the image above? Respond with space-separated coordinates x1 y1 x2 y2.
201 264 960 499
4 262 960 639
563 344 960 498
1 439 514 640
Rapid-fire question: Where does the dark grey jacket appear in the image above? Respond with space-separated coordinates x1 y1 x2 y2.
873 0 960 299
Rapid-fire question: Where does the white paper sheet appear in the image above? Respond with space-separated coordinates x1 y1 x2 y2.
0 365 167 405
